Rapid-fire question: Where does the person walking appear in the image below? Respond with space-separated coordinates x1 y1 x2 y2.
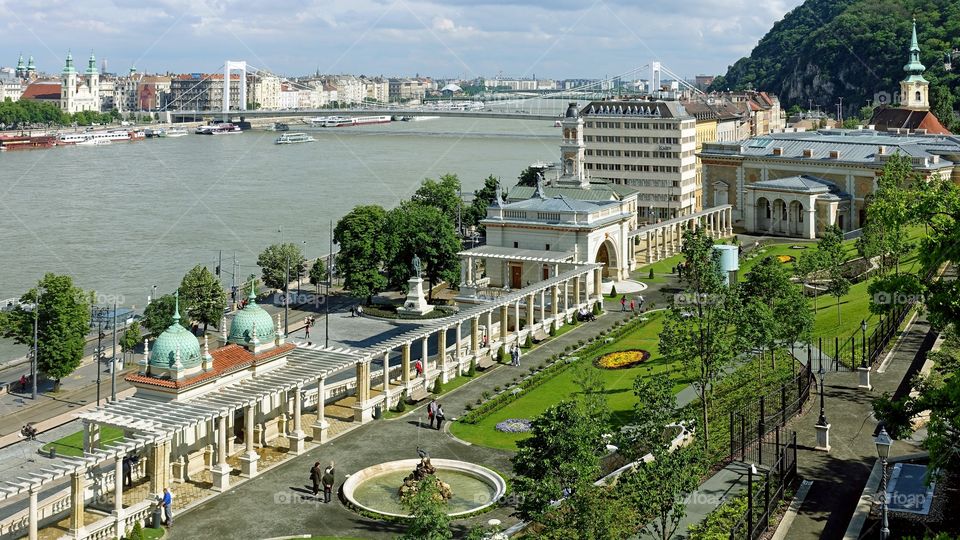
414 359 423 377
427 399 437 428
515 344 521 368
310 461 322 497
435 403 445 431
637 295 645 311
620 294 626 311
629 299 635 312
510 344 518 367
161 487 173 527
304 317 312 339
322 462 336 503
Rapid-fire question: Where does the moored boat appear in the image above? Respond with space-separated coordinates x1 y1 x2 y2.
275 132 316 144
0 135 57 151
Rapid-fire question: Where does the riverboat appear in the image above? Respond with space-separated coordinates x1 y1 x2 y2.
321 115 391 127
76 138 112 147
275 132 316 144
0 135 57 151
196 123 242 135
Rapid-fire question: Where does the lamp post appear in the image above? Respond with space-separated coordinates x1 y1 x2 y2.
859 319 872 390
814 350 830 451
31 287 43 400
92 306 109 407
875 427 892 540
110 300 117 402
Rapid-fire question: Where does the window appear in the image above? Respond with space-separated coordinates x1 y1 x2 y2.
545 244 550 251
916 91 921 102
513 241 519 248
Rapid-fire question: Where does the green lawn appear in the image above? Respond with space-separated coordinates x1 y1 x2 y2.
451 313 686 451
41 426 125 457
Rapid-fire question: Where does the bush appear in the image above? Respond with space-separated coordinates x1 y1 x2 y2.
609 284 618 298
549 324 556 336
592 302 602 315
494 386 501 392
688 493 749 540
648 268 655 279
499 348 510 363
467 358 476 376
127 522 145 540
432 378 443 394
394 390 407 412
524 334 532 348
481 390 492 400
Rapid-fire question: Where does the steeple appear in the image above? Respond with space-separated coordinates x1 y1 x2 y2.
903 19 926 75
900 19 930 111
62 51 76 74
27 55 35 72
172 290 182 325
16 53 24 71
86 51 98 75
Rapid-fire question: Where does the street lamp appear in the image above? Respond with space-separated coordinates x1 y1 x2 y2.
817 357 827 426
875 427 892 540
91 306 109 406
814 346 831 451
859 319 872 390
31 286 43 400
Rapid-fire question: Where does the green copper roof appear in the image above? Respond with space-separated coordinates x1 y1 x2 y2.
149 292 202 371
16 54 24 69
228 285 276 346
62 52 76 74
27 56 35 69
85 52 98 75
904 20 926 74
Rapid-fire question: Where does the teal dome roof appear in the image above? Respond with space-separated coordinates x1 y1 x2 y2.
228 288 275 345
149 293 201 370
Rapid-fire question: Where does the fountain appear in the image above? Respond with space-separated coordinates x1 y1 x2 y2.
342 454 507 519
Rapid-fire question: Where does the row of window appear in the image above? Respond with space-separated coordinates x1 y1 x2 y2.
585 135 685 144
586 163 682 173
586 149 686 159
585 121 680 130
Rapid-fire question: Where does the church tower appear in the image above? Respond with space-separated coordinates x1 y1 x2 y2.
26 55 36 80
61 52 77 113
85 51 101 111
900 19 929 111
556 102 589 188
15 53 25 78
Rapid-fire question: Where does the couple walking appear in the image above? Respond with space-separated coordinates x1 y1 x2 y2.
426 399 445 430
510 343 522 367
310 461 336 503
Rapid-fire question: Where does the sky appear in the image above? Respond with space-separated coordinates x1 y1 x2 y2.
2 0 804 80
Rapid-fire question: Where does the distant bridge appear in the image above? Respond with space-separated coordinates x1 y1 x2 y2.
168 108 560 123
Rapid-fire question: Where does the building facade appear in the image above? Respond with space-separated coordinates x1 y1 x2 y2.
168 73 244 111
60 52 101 114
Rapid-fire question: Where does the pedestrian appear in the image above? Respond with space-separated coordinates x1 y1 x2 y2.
638 295 645 311
620 294 626 311
161 487 173 527
510 345 518 366
322 464 335 503
427 399 437 428
304 318 311 338
483 333 489 349
414 359 423 377
350 306 356 317
435 403 445 431
515 344 521 367
630 299 635 312
678 264 683 279
310 461 322 496
122 456 132 489
357 305 363 317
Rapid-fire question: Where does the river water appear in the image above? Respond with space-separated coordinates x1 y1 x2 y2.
0 117 557 360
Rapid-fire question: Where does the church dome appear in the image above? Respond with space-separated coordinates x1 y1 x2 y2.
149 296 201 370
228 288 275 345
565 102 579 118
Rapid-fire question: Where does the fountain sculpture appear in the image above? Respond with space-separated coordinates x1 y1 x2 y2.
398 455 453 502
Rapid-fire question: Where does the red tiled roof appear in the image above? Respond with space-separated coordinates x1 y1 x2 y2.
869 107 952 135
125 342 295 390
20 82 60 101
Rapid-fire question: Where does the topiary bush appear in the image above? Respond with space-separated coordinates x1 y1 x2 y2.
648 268 655 279
609 284 618 298
593 302 602 315
467 358 476 376
549 324 556 336
432 378 443 394
394 390 407 412
499 348 510 364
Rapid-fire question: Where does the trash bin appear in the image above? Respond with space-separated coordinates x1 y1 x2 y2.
48 448 56 459
373 404 382 420
152 507 163 529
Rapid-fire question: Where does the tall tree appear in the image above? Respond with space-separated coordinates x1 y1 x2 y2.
512 401 603 520
142 294 182 338
333 205 388 300
659 227 736 453
0 274 90 390
384 201 460 300
467 174 503 232
119 320 141 363
571 361 609 424
400 478 453 540
857 153 918 275
257 243 306 291
931 84 956 131
818 225 851 324
308 259 327 295
619 446 702 540
795 248 826 313
516 165 544 187
533 482 638 540
617 373 677 457
412 173 462 232
179 265 226 333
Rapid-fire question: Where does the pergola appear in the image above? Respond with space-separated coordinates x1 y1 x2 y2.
629 204 733 263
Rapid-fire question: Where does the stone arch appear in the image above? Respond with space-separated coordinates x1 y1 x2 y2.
594 239 620 280
773 198 787 233
756 197 771 232
789 200 804 236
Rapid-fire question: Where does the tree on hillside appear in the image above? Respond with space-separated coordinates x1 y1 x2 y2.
467 175 502 232
384 202 460 300
257 243 306 292
119 320 141 364
399 478 452 540
334 205 388 300
534 482 638 540
910 167 960 333
308 259 327 295
616 373 677 457
857 153 918 275
512 401 603 520
179 265 226 333
659 227 736 453
412 174 462 232
931 84 957 131
0 274 91 390
142 294 182 338
818 225 851 324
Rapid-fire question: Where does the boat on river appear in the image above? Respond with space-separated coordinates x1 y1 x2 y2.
275 132 316 144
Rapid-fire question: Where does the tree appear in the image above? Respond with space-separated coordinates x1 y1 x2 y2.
659 227 736 453
308 259 327 294
571 361 608 424
179 265 226 333
257 243 306 292
617 373 676 457
818 226 850 324
334 205 388 299
384 201 460 300
142 294 182 338
468 175 502 232
412 173 462 231
516 165 544 187
795 248 826 313
119 321 141 363
400 478 453 540
931 84 956 132
512 401 603 520
533 482 637 540
619 446 702 540
857 153 918 275
0 274 90 390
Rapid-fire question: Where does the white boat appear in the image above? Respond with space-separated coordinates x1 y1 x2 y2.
76 138 112 146
321 115 391 127
164 127 189 138
196 123 242 135
275 132 316 144
304 116 334 127
59 130 131 144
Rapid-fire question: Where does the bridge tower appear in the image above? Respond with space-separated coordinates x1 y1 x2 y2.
223 60 247 120
650 61 662 95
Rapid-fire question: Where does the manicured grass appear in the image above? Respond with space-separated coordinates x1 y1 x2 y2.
451 313 686 451
140 528 166 540
737 242 812 277
41 426 125 457
634 253 685 283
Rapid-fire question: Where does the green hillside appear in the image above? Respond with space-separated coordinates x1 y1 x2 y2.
710 0 960 125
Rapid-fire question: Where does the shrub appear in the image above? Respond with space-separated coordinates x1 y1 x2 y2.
127 522 145 540
609 284 618 298
499 348 510 364
467 358 476 376
476 398 482 405
592 302 602 315
394 390 407 412
578 339 585 347
524 334 532 348
464 403 473 411
549 324 556 337
648 268 655 279
482 391 492 400
688 493 749 540
528 366 536 374
494 386 501 392
564 345 573 352
432 378 443 394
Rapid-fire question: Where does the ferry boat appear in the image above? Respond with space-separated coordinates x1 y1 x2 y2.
275 132 316 144
0 135 57 151
304 116 333 127
164 127 189 138
76 138 112 147
266 122 290 132
58 130 132 145
196 123 242 135
321 115 391 127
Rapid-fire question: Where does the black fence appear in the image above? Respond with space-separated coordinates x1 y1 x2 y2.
729 430 799 540
728 363 814 465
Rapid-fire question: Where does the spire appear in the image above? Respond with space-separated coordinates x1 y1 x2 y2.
16 53 24 70
172 290 181 324
910 19 919 51
904 19 926 74
173 344 184 370
248 279 257 304
27 55 35 70
203 334 213 371
140 338 150 375
86 51 98 75
63 51 75 74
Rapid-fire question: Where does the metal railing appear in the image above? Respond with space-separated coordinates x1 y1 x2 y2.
729 430 799 540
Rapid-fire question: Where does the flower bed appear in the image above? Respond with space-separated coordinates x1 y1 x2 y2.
777 255 796 264
495 418 532 433
594 349 650 369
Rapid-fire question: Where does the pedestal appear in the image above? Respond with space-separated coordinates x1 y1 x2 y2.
396 277 435 316
858 366 873 391
211 464 231 492
288 430 306 455
815 423 831 452
239 452 259 478
352 401 375 424
311 420 330 444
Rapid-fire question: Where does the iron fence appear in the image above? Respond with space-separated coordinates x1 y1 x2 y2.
729 430 799 540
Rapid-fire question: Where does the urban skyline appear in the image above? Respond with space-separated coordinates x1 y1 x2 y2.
1 0 803 79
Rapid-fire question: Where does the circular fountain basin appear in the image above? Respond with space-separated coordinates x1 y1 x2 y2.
342 458 507 518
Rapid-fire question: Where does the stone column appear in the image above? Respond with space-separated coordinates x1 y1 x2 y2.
240 402 259 478
455 323 463 374
574 276 581 307
83 422 100 453
539 289 546 325
28 486 38 540
513 301 521 342
470 317 479 359
551 285 559 331
402 343 412 390
563 279 570 318
466 256 473 284
593 267 603 300
499 305 509 342
381 351 390 392
113 453 124 519
525 293 535 331
645 230 652 262
289 386 306 455
728 207 734 235
148 439 169 496
421 337 429 387
312 376 329 443
659 227 667 259
438 328 448 383
485 311 493 347
69 470 85 536
212 414 231 491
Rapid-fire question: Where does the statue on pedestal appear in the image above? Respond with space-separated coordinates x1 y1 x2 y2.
398 454 452 503
411 254 422 279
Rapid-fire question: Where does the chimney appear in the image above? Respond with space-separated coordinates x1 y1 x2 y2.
829 150 840 159
772 147 784 156
878 145 887 155
802 148 814 158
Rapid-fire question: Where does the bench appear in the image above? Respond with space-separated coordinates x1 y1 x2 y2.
476 352 498 370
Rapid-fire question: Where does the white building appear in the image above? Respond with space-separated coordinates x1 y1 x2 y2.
251 75 281 110
60 52 101 114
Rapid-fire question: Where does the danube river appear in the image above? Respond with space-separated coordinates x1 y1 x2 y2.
0 117 557 359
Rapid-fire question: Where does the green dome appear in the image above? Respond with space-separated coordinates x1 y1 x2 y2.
149 296 201 370
228 288 275 345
